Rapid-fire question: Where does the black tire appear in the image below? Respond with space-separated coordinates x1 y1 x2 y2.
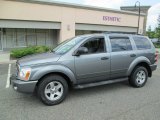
129 66 148 88
37 75 68 106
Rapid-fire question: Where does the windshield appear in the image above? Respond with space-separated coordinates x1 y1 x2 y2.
52 36 86 54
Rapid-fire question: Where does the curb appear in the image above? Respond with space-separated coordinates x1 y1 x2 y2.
0 60 16 65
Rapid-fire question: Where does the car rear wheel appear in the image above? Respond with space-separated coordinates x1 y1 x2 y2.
129 66 148 88
37 75 68 106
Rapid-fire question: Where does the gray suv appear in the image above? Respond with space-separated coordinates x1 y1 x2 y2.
11 33 158 105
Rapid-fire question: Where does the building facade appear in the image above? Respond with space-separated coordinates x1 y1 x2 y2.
121 6 151 35
0 0 146 51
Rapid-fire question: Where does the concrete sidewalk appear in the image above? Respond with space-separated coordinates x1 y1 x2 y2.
0 52 16 64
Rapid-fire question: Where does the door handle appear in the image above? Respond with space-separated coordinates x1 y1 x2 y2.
101 57 109 60
130 54 136 57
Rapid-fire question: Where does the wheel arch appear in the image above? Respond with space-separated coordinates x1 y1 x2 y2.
127 57 152 77
30 65 77 88
36 72 73 88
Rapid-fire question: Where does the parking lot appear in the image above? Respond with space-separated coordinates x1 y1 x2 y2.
0 62 160 120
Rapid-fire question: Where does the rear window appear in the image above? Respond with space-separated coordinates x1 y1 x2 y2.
133 36 151 50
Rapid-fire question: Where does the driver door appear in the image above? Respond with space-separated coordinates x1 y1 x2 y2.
74 36 110 84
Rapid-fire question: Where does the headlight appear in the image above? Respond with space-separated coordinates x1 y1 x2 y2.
19 68 31 81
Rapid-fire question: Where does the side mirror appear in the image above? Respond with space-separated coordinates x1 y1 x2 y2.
73 47 88 56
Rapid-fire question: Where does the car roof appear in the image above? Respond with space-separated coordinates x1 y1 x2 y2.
77 33 144 38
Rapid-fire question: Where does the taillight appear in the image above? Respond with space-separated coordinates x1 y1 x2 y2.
155 51 159 63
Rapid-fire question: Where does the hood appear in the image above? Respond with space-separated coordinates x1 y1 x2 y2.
18 52 61 67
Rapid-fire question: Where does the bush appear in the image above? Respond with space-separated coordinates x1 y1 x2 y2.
10 46 51 58
153 43 160 48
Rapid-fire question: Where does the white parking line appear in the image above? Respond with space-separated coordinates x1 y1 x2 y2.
6 64 11 88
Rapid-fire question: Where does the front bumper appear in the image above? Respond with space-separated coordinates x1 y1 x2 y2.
150 64 157 71
10 75 37 93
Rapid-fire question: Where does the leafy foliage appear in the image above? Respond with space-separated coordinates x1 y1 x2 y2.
146 14 160 41
10 46 51 58
153 43 160 48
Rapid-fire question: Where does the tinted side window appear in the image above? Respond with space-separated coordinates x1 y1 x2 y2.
133 36 151 50
110 37 132 52
82 37 106 54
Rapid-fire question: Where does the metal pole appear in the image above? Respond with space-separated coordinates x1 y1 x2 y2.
135 1 140 34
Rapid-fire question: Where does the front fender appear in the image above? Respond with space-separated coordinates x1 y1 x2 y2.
127 56 151 76
30 65 77 84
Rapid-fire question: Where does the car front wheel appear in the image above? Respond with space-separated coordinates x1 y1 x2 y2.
37 75 68 106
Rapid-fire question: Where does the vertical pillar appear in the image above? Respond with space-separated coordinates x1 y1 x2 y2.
59 7 75 43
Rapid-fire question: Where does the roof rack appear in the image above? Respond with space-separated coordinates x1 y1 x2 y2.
103 32 137 35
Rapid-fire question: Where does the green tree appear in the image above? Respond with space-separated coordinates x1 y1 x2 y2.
146 25 155 38
155 14 160 41
158 14 160 27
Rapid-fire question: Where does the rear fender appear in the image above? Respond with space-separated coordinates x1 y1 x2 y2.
127 56 151 76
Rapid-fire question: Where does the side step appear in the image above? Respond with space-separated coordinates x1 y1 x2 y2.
74 77 128 89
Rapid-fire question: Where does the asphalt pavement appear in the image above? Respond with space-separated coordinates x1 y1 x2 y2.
0 62 160 120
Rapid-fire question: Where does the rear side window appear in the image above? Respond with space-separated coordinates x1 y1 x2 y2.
133 36 151 50
110 37 132 52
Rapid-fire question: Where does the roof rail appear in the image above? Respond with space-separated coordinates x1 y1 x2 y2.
103 32 138 35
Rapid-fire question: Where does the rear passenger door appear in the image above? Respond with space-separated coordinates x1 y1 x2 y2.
109 36 136 79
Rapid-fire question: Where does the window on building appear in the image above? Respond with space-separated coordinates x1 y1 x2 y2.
110 36 132 52
4 29 16 48
133 36 151 50
81 37 106 54
26 29 37 46
17 29 26 47
36 29 46 46
3 28 57 49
